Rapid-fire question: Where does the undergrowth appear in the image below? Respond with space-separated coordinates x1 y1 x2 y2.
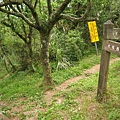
0 54 120 120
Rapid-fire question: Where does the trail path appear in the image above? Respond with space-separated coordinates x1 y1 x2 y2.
44 58 120 104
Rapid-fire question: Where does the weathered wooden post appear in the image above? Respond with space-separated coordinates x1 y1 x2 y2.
97 20 114 102
97 18 120 103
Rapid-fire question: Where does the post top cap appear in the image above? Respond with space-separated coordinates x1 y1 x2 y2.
104 20 114 25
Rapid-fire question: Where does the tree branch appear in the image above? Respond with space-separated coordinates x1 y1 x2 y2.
9 4 18 12
48 0 71 28
0 0 42 30
23 0 40 28
2 21 27 43
16 5 22 13
0 7 36 28
60 0 92 22
60 14 96 22
47 0 52 16
53 0 71 19
34 0 38 9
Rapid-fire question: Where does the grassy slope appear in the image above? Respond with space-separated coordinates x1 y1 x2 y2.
0 54 120 120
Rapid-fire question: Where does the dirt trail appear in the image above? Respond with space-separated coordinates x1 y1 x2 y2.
44 58 120 104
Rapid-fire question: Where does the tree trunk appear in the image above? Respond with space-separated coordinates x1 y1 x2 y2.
0 44 16 72
40 32 53 86
26 40 34 72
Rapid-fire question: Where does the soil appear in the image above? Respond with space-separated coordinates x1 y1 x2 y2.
44 57 120 104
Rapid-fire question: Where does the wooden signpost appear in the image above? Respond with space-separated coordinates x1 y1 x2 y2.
97 20 120 102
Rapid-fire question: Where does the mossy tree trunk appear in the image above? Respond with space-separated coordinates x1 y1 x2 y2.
40 31 53 85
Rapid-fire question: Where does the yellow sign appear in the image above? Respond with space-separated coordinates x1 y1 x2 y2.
88 21 99 42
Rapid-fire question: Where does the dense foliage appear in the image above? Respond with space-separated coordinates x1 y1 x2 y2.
0 0 120 81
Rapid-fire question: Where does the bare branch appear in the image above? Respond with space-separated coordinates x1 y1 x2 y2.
17 5 22 13
47 0 52 16
0 7 36 28
60 14 96 22
9 4 18 12
0 0 42 30
34 0 38 9
48 0 71 28
60 0 92 22
23 0 40 27
53 0 71 19
80 0 91 20
2 20 27 42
